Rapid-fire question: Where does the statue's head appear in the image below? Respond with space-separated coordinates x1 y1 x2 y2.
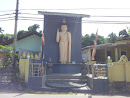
61 18 68 32
61 25 67 32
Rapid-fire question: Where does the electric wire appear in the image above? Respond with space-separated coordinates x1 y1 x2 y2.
19 13 130 18
0 10 15 12
1 11 130 24
1 8 130 12
19 8 130 11
0 13 15 16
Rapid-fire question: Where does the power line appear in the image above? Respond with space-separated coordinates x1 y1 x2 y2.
16 18 130 24
19 16 43 19
0 19 14 21
1 8 130 12
0 13 14 16
1 18 130 24
19 8 130 11
19 13 39 16
91 15 130 18
0 17 14 20
19 13 130 18
1 12 130 24
0 10 15 12
18 16 130 23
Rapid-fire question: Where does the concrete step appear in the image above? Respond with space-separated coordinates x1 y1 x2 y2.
46 74 87 80
45 74 87 88
46 82 87 88
46 79 87 83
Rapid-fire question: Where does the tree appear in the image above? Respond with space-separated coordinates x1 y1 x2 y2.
90 33 105 45
28 24 40 31
39 30 43 34
0 34 13 44
119 29 129 38
17 30 28 35
108 32 117 43
0 45 13 66
82 33 105 47
82 34 92 47
0 27 4 33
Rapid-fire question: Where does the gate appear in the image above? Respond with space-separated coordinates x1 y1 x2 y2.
87 63 109 94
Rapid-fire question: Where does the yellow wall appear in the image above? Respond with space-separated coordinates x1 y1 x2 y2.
108 62 125 82
19 59 30 83
19 59 26 79
125 61 130 82
25 59 29 83
108 55 130 82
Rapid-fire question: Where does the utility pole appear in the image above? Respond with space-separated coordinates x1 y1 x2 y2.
12 0 19 68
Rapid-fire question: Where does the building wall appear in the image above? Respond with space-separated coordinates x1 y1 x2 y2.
8 35 41 52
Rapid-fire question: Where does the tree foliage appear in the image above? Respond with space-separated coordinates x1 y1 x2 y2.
0 45 13 66
82 33 105 47
0 34 13 44
108 32 117 43
17 30 28 35
119 29 129 38
0 27 4 33
28 24 40 31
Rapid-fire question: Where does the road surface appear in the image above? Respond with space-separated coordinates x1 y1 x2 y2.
0 93 129 98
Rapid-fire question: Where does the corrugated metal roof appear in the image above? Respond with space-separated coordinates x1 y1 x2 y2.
38 11 90 18
0 31 41 45
82 43 112 50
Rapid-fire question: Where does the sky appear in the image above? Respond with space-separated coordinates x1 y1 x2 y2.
0 0 130 37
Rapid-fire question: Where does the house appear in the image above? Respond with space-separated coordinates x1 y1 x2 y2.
0 31 42 53
82 37 130 63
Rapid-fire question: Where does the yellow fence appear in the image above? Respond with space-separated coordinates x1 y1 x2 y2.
108 55 130 82
19 59 29 83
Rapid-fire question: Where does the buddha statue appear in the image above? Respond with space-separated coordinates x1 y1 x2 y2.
56 18 71 64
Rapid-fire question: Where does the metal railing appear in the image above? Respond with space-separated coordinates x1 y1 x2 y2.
87 63 107 79
92 64 107 79
29 62 46 77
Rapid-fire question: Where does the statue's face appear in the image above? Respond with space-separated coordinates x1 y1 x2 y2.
61 25 67 32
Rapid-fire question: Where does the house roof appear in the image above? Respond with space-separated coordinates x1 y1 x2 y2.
38 11 90 18
0 31 42 45
82 43 112 50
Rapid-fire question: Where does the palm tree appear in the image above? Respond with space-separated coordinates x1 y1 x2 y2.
0 27 4 33
28 24 40 31
119 29 129 38
108 32 117 43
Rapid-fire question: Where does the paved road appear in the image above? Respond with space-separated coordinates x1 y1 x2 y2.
0 93 130 98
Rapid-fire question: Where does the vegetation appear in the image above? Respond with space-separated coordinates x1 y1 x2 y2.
108 32 117 43
119 29 129 38
28 24 40 31
0 27 4 33
0 45 13 67
82 33 105 47
82 28 130 47
17 30 28 35
0 24 42 44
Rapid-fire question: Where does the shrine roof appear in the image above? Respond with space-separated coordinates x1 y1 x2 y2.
38 11 90 18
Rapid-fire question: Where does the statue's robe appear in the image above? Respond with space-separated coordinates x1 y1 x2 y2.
56 32 71 63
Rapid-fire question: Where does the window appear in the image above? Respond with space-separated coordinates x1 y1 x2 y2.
121 51 126 56
107 51 111 57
